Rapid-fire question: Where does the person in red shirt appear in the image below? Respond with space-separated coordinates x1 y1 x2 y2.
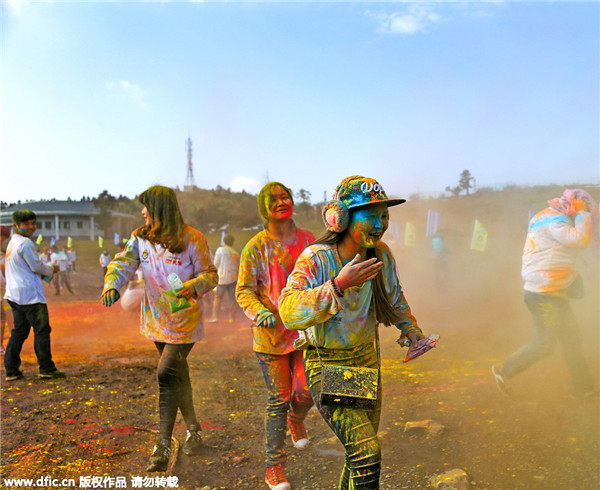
236 182 315 490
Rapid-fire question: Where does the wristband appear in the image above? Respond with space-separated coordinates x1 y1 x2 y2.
331 278 344 297
402 326 422 336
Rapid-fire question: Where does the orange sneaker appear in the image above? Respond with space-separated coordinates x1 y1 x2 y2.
287 416 309 450
265 464 291 490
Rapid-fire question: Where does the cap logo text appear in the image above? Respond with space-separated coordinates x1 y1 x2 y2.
361 182 381 193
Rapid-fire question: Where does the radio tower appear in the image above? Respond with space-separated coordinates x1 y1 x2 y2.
184 136 197 191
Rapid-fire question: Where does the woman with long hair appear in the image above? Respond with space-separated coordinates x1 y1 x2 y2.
101 185 218 472
279 175 426 489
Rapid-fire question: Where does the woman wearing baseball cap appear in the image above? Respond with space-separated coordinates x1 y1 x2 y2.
279 175 426 489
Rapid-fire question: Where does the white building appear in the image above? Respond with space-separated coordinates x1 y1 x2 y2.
0 200 138 241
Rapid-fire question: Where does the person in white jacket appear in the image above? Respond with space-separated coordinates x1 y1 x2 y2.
492 189 598 399
3 210 63 381
101 185 218 472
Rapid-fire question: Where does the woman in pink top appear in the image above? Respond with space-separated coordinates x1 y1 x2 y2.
236 182 314 490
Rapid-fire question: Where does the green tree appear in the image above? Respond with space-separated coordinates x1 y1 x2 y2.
295 188 312 216
445 185 462 198
459 170 475 195
93 190 117 236
446 170 476 197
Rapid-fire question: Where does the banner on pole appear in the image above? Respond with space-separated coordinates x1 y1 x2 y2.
470 220 488 252
426 210 440 237
114 233 120 245
67 236 72 248
98 236 104 249
50 237 56 247
404 222 416 247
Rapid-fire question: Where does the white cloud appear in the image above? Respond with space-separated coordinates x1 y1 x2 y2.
229 176 261 194
106 80 147 108
373 5 444 35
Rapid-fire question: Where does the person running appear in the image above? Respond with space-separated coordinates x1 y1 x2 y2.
492 188 598 399
4 210 64 381
101 185 218 472
236 182 315 490
279 175 425 490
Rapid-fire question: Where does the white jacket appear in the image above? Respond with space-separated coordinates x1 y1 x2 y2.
521 208 591 294
4 234 54 305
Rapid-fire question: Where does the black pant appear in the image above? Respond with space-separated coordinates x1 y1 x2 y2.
154 342 199 440
4 301 57 375
502 292 595 395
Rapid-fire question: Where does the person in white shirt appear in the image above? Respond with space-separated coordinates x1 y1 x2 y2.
209 234 240 323
99 250 111 277
51 246 74 296
67 247 77 273
40 247 52 267
492 189 598 399
3 210 65 381
1 225 12 356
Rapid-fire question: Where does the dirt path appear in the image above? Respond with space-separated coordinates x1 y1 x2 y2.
1 267 598 489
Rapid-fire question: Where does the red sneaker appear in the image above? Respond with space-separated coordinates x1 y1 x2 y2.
265 464 291 490
287 416 309 450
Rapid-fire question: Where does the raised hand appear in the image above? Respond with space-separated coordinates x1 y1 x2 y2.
336 254 383 292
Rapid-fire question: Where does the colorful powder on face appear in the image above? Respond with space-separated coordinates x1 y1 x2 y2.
346 205 389 249
257 182 294 222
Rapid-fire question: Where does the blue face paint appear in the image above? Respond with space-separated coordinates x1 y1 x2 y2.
347 204 389 249
18 228 27 234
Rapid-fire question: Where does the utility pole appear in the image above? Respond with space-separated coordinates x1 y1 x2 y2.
184 136 197 191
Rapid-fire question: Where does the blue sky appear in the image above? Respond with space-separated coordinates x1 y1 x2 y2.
1 1 598 204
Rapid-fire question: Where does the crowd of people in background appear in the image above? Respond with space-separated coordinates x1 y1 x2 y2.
38 245 78 296
1 181 598 490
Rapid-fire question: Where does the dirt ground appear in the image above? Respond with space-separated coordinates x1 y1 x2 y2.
1 255 598 490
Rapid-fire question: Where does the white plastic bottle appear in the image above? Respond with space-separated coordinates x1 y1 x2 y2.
167 273 184 291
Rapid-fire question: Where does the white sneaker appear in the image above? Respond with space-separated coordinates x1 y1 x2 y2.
288 417 309 450
265 464 291 490
491 365 512 397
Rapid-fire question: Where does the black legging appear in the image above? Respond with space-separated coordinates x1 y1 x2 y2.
154 342 199 440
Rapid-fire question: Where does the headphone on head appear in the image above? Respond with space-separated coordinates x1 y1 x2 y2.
322 200 349 233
